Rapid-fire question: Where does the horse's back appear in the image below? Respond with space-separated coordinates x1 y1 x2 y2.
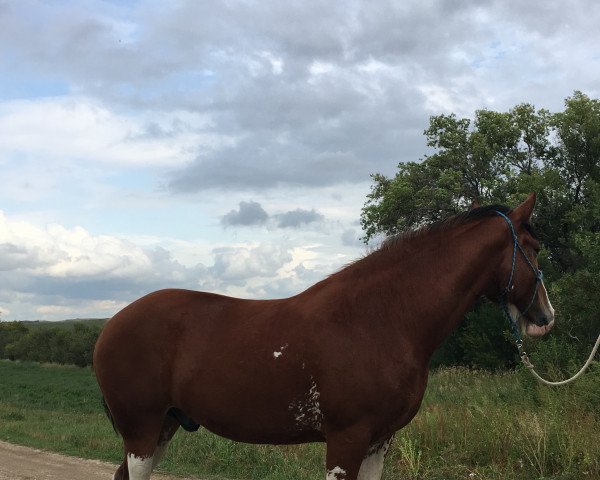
94 288 269 378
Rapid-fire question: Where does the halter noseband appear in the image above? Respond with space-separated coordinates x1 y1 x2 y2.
494 210 545 343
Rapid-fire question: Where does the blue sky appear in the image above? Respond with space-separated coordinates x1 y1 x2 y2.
1 0 599 320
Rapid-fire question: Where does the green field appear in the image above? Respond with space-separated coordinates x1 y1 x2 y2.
0 360 598 479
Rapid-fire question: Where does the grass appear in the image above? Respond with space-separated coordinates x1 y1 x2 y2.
0 360 599 479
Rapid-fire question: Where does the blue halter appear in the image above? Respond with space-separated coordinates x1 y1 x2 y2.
494 211 545 344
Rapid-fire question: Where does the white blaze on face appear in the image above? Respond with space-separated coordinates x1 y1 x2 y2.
540 281 555 321
326 466 347 479
510 280 556 338
127 453 153 480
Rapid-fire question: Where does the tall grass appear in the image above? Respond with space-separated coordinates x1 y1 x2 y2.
0 360 598 479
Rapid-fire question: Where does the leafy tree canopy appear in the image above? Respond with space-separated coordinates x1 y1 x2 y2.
361 91 600 369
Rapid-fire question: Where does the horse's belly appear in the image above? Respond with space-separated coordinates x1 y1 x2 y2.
174 361 324 444
201 418 325 445
183 397 325 444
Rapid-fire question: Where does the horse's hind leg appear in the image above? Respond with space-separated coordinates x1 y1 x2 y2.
357 436 393 480
152 414 180 469
112 458 128 480
110 412 180 480
111 410 165 480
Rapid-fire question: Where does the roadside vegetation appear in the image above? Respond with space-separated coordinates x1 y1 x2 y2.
0 360 598 479
0 320 104 367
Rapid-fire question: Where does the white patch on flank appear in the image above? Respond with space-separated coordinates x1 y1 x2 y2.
127 453 154 480
273 343 288 359
357 438 392 480
289 378 323 430
327 466 347 479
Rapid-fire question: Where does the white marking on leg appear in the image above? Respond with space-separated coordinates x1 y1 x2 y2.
326 466 347 479
358 438 392 480
127 453 153 480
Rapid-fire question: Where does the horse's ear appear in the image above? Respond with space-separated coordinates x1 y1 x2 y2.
470 198 481 209
511 192 536 223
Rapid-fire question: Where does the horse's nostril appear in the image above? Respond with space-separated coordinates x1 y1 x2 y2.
539 316 549 326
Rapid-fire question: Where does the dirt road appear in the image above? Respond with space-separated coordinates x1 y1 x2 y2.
0 440 195 480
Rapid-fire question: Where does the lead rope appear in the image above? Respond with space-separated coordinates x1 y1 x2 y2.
517 334 600 386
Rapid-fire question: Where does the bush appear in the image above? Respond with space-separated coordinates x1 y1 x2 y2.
0 321 103 367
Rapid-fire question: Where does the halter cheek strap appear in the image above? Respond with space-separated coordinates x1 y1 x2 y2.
494 211 545 344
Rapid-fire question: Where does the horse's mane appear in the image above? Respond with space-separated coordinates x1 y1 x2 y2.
312 204 512 290
378 204 511 252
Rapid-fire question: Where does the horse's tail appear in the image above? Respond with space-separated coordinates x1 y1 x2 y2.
101 396 119 435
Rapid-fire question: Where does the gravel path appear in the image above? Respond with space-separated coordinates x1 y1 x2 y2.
0 440 195 480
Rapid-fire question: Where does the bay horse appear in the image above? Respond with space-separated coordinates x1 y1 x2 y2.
93 192 555 480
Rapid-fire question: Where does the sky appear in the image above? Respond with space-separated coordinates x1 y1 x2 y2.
1 0 599 320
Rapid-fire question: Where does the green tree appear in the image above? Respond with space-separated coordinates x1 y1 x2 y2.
0 322 28 360
0 321 103 367
361 92 600 370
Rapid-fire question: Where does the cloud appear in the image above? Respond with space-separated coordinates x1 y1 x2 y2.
220 202 326 230
0 211 208 312
0 211 331 318
0 97 225 168
341 229 363 247
221 201 269 227
210 243 293 284
275 209 324 228
3 0 600 194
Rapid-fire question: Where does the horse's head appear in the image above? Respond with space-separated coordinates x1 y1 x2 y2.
494 192 555 338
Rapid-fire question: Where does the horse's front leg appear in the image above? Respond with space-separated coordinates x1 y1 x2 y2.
325 425 373 480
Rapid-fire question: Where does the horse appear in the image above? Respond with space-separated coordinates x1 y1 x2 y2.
93 192 555 480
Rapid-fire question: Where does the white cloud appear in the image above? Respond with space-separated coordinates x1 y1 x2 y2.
0 97 230 168
211 243 293 284
35 300 127 318
0 211 152 278
0 210 361 319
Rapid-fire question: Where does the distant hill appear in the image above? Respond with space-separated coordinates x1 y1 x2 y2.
19 318 109 330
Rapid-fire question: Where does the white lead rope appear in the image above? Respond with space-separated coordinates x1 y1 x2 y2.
519 334 600 386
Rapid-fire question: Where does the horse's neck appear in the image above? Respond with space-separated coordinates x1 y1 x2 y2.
362 221 503 357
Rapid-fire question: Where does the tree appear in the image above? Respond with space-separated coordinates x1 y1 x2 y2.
361 92 600 369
